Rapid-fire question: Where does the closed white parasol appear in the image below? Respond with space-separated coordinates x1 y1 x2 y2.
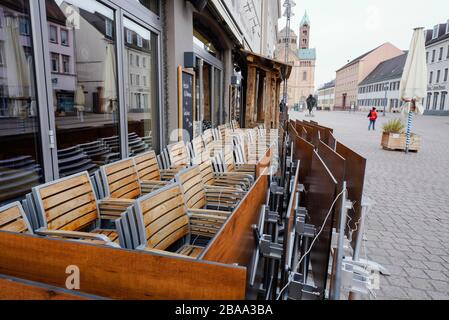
399 28 428 153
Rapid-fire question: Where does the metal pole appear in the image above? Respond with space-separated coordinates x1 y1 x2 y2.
331 182 348 300
405 100 415 154
383 86 388 116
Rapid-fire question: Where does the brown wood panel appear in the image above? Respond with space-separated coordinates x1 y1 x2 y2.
336 142 366 245
0 275 97 300
318 141 346 226
201 173 268 268
0 231 246 300
291 132 314 185
256 147 272 178
307 152 337 296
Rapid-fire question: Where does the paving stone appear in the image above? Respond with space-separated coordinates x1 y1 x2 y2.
429 280 449 292
427 291 449 300
405 288 430 300
410 278 434 290
424 270 448 281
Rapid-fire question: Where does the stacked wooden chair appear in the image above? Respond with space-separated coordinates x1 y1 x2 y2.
195 152 253 191
31 172 126 247
176 166 244 214
0 202 33 234
133 151 176 193
121 184 227 258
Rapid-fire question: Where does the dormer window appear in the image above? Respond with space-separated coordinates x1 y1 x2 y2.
433 25 439 39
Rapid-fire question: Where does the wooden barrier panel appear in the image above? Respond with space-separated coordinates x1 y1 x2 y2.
201 173 269 269
291 132 314 185
256 147 273 178
0 275 100 300
307 152 337 296
0 231 246 300
318 141 346 225
336 142 366 243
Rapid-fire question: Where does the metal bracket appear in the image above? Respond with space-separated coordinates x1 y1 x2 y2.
287 273 322 300
253 224 283 260
295 208 316 238
270 182 284 196
265 206 279 224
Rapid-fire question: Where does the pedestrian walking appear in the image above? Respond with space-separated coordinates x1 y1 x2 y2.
306 94 317 117
368 107 378 131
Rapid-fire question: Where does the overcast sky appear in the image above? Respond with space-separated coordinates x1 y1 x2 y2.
278 0 449 88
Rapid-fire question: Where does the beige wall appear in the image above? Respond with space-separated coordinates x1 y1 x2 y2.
276 48 315 107
334 43 403 109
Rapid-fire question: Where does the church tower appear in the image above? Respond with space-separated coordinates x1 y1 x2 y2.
299 11 310 49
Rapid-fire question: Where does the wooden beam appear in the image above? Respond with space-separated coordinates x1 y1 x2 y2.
0 231 246 300
245 66 257 128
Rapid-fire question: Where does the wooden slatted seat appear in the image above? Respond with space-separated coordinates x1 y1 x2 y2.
176 166 244 213
133 151 176 193
167 141 190 169
0 202 33 234
131 184 227 258
191 136 206 158
222 146 256 177
196 153 253 191
32 172 124 247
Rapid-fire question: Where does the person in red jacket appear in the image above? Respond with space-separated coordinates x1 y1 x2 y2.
368 107 378 131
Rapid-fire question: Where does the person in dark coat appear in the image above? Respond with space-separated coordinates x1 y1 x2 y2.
306 94 316 116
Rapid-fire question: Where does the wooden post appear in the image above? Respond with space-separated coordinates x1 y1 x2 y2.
245 65 257 128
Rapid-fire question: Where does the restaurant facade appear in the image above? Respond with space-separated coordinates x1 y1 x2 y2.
0 0 286 205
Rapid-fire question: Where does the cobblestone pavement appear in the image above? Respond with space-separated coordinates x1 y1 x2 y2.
291 110 449 300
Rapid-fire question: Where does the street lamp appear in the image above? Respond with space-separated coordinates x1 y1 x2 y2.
383 83 389 116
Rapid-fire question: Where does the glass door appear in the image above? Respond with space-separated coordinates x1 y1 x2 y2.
43 0 121 178
0 0 45 204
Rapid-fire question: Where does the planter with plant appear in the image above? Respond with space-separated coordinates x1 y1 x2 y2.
381 119 421 152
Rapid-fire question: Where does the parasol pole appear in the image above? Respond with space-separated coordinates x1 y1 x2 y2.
405 99 415 154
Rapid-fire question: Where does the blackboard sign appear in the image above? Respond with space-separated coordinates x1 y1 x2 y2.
178 66 195 142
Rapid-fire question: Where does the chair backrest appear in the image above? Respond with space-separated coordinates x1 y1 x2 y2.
134 184 189 250
176 166 207 210
168 141 190 168
32 172 99 231
223 146 237 173
191 136 205 158
196 154 215 186
133 151 161 182
101 159 141 199
202 129 214 147
0 202 33 234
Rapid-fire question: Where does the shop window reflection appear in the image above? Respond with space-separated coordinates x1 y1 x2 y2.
0 1 44 204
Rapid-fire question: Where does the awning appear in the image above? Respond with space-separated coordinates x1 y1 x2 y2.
240 49 293 81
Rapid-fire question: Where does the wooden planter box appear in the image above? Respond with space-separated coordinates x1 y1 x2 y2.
381 132 422 152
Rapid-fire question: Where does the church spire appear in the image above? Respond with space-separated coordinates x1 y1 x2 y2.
300 11 310 27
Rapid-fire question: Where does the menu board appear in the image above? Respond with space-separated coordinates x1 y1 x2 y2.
178 67 195 142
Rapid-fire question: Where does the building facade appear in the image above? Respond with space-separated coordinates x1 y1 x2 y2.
275 11 316 109
0 0 283 205
317 80 335 111
357 53 407 113
334 42 403 110
424 21 449 115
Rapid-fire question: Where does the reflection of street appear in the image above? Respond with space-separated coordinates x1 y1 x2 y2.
0 117 39 137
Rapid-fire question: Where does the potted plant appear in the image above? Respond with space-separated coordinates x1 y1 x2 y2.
381 119 421 152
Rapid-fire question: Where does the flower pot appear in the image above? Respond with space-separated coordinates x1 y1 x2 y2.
381 132 421 152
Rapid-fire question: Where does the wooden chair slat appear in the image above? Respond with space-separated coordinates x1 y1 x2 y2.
42 183 92 210
149 220 189 250
142 196 184 227
48 203 98 230
39 174 89 199
0 206 22 227
45 192 96 223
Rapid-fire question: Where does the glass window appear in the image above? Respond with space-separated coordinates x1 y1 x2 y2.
124 17 159 154
51 53 59 72
0 0 44 204
445 68 448 82
127 29 133 44
214 69 221 126
437 70 441 83
426 93 432 109
440 92 447 110
61 29 69 46
19 17 30 35
105 19 113 38
45 0 121 177
62 55 70 74
49 25 58 43
429 72 433 84
439 47 444 61
433 92 439 110
137 35 143 48
432 50 435 62
135 0 160 16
